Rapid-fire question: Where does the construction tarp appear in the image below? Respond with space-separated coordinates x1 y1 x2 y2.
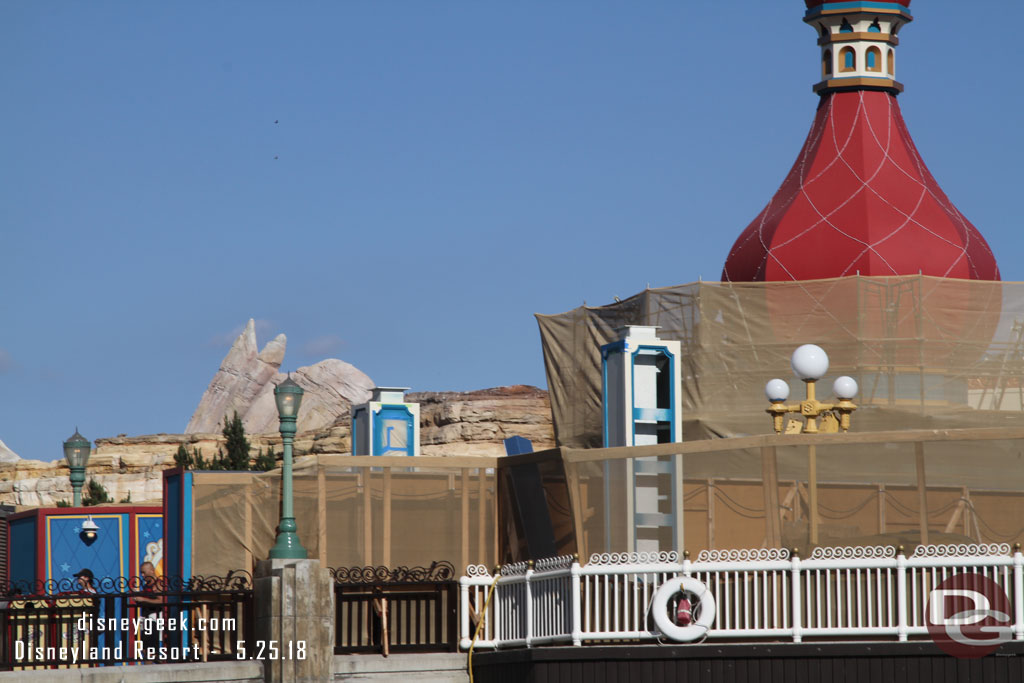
537 276 1024 448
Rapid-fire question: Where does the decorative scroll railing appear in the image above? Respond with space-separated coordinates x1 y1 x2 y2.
0 572 253 670
330 561 458 655
459 544 1024 649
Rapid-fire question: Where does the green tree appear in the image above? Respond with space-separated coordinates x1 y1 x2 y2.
253 446 276 472
174 443 191 468
219 411 251 470
83 479 113 506
56 499 72 507
173 443 209 470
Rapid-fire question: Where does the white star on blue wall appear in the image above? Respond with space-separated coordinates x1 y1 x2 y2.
143 531 150 538
60 562 70 572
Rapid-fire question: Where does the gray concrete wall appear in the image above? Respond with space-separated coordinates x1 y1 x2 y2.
334 653 468 682
0 653 469 683
0 660 263 682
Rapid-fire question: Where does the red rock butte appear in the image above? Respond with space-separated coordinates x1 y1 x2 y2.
722 1 998 283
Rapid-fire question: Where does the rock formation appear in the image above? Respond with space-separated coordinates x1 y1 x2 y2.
0 438 18 464
0 386 555 507
411 385 555 456
242 360 375 435
186 319 286 433
185 320 374 435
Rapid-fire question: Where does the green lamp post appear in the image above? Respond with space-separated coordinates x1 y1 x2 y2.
63 429 92 507
269 375 307 559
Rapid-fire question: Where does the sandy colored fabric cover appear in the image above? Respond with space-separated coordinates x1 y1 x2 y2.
190 455 497 577
537 276 1022 449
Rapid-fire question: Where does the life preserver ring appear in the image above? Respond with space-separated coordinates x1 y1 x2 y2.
651 577 716 642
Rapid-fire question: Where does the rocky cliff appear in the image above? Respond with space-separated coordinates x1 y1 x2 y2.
0 386 554 507
185 319 375 435
0 439 18 464
411 385 554 456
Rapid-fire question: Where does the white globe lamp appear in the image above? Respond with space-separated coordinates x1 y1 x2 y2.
791 344 829 381
765 379 790 403
833 376 858 401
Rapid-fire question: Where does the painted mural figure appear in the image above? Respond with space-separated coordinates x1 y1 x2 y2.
132 562 163 657
74 567 97 594
71 568 98 652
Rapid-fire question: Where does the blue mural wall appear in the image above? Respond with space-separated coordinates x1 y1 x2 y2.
47 513 129 585
135 513 164 575
8 517 36 585
163 471 191 580
6 508 163 589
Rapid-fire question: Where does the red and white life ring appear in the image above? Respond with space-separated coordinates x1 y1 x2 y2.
651 577 716 642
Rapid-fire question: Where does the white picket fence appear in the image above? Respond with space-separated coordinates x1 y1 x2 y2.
459 543 1024 649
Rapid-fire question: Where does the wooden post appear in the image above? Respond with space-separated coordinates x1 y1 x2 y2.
962 486 970 537
944 496 966 535
461 468 470 574
915 442 929 546
565 460 587 563
493 468 500 568
478 468 487 567
808 445 819 546
362 468 373 566
317 464 327 566
780 483 799 525
877 484 886 534
706 479 715 550
674 453 685 554
383 467 392 567
243 483 253 574
761 447 781 548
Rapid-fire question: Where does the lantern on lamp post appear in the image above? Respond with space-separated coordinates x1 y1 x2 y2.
63 429 91 507
269 375 307 559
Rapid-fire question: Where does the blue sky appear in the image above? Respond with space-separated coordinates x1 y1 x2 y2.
3 2 1022 461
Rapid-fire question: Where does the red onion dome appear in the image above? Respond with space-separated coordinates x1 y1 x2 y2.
721 90 999 283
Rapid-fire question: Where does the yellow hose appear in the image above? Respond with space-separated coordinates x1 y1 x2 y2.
467 570 501 683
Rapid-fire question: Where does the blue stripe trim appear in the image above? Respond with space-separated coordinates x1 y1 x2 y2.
806 2 911 18
828 75 897 81
633 408 673 422
600 339 628 358
183 471 192 580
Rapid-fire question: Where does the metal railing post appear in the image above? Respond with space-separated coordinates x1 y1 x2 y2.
571 558 582 646
525 562 534 648
896 546 908 642
791 550 802 643
459 578 470 648
1014 544 1024 641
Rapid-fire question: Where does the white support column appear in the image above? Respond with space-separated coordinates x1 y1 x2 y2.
1014 545 1024 641
525 564 534 648
459 578 471 648
571 561 582 646
896 548 909 642
791 552 802 643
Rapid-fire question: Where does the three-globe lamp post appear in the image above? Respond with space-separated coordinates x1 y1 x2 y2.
765 344 858 434
764 345 859 546
269 375 308 560
63 429 92 507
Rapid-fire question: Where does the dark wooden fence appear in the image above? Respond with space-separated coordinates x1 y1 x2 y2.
331 561 458 655
0 572 253 670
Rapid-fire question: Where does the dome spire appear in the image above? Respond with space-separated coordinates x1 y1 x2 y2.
804 1 911 96
721 2 999 283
